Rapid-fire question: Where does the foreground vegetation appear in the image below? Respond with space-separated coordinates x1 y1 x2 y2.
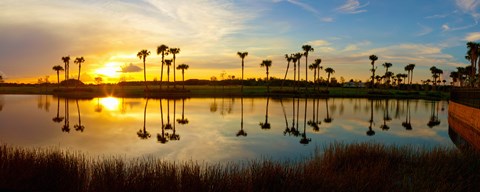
1 143 478 191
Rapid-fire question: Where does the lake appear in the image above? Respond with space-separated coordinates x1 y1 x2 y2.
0 95 451 162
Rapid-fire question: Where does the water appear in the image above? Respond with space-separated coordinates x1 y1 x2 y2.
0 95 452 162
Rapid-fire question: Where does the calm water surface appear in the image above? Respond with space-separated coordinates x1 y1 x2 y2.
0 95 451 162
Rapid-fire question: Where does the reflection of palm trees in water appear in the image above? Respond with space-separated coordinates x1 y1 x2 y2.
427 100 441 128
165 99 172 130
284 97 300 137
300 98 311 145
307 98 320 132
210 98 218 113
402 99 413 130
380 99 391 131
62 99 70 133
324 98 333 123
259 97 271 129
237 97 247 137
52 97 64 123
157 99 168 144
95 98 102 113
167 99 180 141
74 100 85 132
138 99 151 139
176 98 189 125
367 99 375 136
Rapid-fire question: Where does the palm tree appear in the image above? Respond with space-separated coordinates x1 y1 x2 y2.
237 51 248 92
457 67 467 87
138 99 151 139
52 65 64 88
61 56 70 80
281 54 293 89
137 50 151 90
302 45 314 90
382 62 392 84
309 63 316 90
325 67 335 91
407 64 416 85
165 59 173 89
176 64 189 89
291 54 298 90
313 58 322 90
369 55 378 89
260 59 272 93
169 48 180 88
73 100 85 132
157 44 169 89
294 53 303 89
74 57 85 82
466 42 479 87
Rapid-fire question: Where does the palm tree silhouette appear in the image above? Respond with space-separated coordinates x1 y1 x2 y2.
165 59 173 89
157 99 168 144
291 54 298 91
74 57 85 83
260 59 272 93
369 55 378 89
324 98 333 123
165 99 172 130
237 51 248 93
281 54 293 89
259 97 271 129
176 64 189 89
157 45 169 89
325 67 335 91
138 99 151 139
294 53 303 90
52 97 64 123
176 98 189 125
62 99 70 133
382 62 392 85
402 99 413 130
61 56 70 80
367 99 375 136
137 49 151 91
169 48 180 88
312 59 322 91
466 42 478 87
52 65 64 88
406 64 416 85
237 97 247 137
380 99 391 131
302 45 314 90
300 98 311 145
73 100 85 132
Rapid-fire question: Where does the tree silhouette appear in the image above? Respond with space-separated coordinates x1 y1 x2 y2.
52 97 64 123
73 99 85 132
176 64 189 89
52 65 64 88
405 64 416 85
260 59 272 93
138 99 151 139
281 54 293 89
291 54 299 91
466 42 479 87
302 45 314 90
157 44 169 89
237 51 248 93
369 55 378 89
165 59 173 89
137 49 151 91
294 53 303 90
61 56 70 80
74 57 85 83
382 62 392 85
169 48 180 88
325 67 335 91
259 97 271 129
312 59 322 91
176 98 189 125
237 97 247 137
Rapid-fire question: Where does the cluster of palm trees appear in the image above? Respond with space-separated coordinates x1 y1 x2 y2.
369 55 414 88
464 41 479 87
137 45 189 91
52 56 85 87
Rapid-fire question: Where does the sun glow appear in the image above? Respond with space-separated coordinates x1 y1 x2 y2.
95 62 121 78
100 97 120 111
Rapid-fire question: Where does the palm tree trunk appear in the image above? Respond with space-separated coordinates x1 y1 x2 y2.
167 65 170 89
293 61 297 91
182 70 185 89
160 54 164 89
173 55 176 88
143 59 148 90
242 59 244 93
56 71 60 88
266 69 270 93
305 56 308 91
281 61 290 90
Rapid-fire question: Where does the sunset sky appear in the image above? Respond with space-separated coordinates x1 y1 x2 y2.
1 0 479 84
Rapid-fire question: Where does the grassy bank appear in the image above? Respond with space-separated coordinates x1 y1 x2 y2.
0 143 477 191
0 84 450 100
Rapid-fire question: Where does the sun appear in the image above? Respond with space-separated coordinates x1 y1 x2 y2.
95 62 121 78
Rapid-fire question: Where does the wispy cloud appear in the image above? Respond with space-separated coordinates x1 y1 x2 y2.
336 0 369 14
442 23 477 31
464 32 480 41
425 13 450 19
305 40 331 47
321 17 334 22
415 23 433 36
274 0 319 15
455 0 480 22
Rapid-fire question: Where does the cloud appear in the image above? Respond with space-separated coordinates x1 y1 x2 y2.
336 0 369 14
286 0 319 14
425 13 450 19
305 40 331 47
464 32 480 41
415 23 433 36
321 17 334 22
120 63 142 73
455 0 480 21
442 24 451 31
441 23 477 31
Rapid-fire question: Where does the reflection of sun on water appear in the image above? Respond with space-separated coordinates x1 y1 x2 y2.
100 97 120 111
95 62 120 78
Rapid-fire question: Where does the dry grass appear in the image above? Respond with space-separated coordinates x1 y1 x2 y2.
1 143 478 192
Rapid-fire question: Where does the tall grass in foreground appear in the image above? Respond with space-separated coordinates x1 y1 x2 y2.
1 143 479 192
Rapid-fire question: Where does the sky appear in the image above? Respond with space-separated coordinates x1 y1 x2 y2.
0 0 479 84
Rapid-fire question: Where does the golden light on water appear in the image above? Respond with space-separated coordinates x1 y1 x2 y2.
100 97 120 111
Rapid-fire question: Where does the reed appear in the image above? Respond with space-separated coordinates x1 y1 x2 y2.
1 143 478 191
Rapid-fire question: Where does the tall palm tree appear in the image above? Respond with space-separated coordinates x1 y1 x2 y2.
324 98 333 123
165 59 173 89
176 64 189 89
237 51 248 92
61 56 70 80
74 57 85 82
325 67 335 91
407 64 416 85
308 63 317 91
294 53 303 89
466 42 479 87
369 55 378 89
281 54 293 89
292 54 298 90
260 59 272 93
169 48 180 88
157 44 169 89
52 65 64 88
314 58 322 90
302 45 314 90
382 62 392 84
137 50 151 90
